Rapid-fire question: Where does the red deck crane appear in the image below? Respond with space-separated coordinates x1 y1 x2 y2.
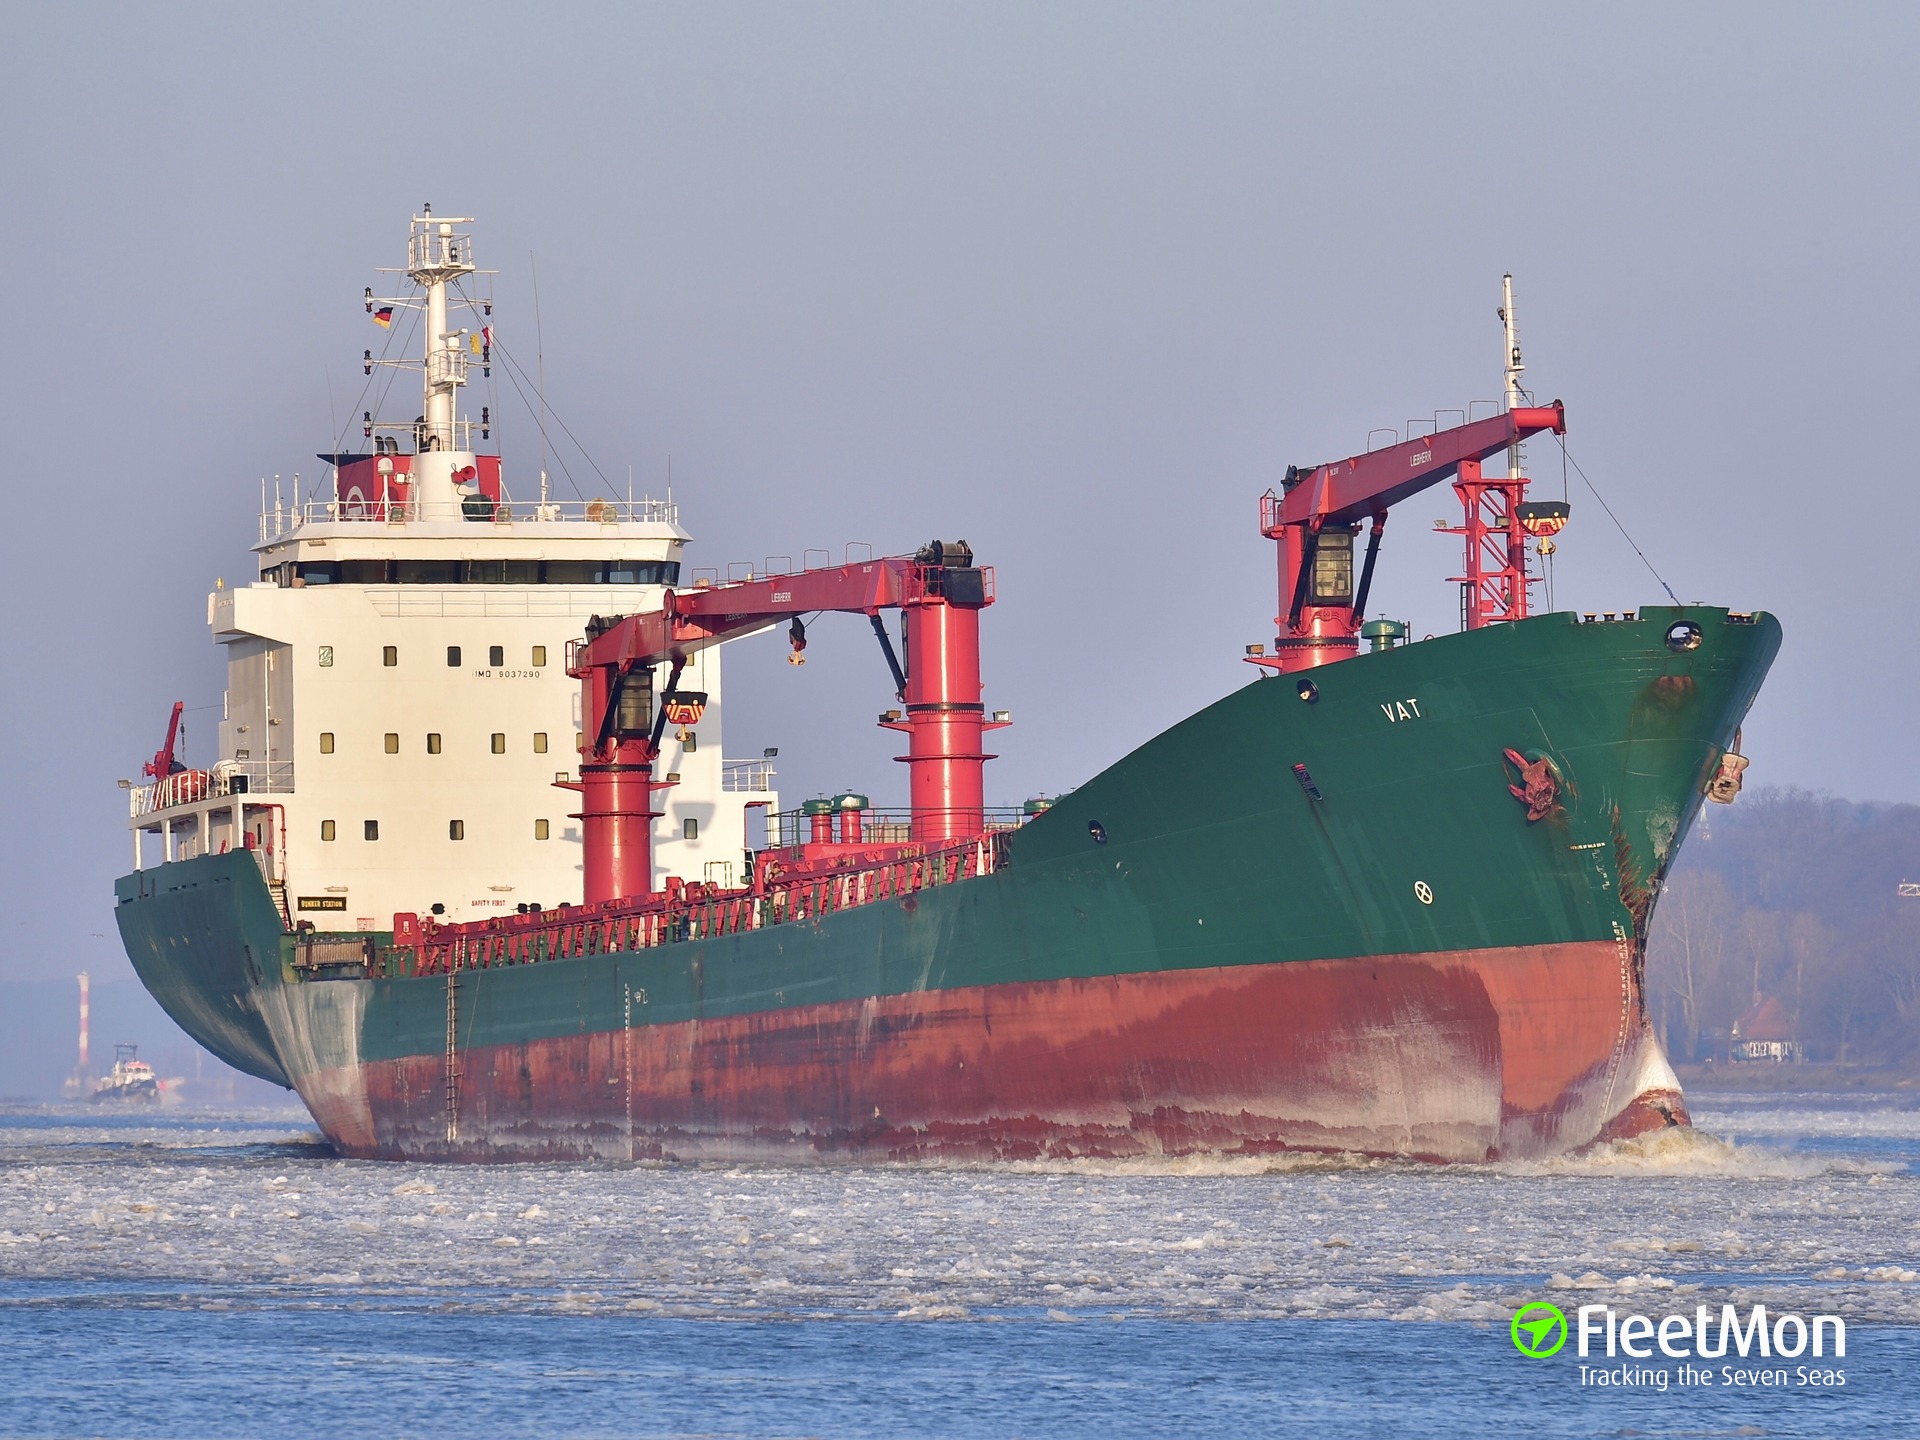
1259 403 1568 672
143 701 187 780
566 543 1002 904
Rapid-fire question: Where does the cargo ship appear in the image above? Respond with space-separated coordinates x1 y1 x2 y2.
115 219 1779 1162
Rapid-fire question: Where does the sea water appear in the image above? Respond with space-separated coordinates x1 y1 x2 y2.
1 1094 1915 1437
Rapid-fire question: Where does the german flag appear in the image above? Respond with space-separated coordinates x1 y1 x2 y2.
371 306 394 329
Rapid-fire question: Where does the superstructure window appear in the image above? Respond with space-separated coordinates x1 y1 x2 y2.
447 646 462 667
279 560 679 587
682 733 698 753
426 733 442 755
531 645 547 667
318 646 334 668
320 820 336 842
537 560 682 585
489 645 504 667
364 820 379 841
533 732 548 754
319 732 335 754
383 646 398 667
449 820 465 841
464 560 538 584
384 733 400 754
682 818 699 840
398 560 460 584
534 819 550 840
491 733 506 754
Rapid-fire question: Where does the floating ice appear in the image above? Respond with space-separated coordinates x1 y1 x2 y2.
0 1099 1913 1325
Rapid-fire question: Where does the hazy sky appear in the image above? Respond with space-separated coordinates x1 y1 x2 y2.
3 2 1916 996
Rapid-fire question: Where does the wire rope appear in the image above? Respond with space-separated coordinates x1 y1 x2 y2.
1553 434 1680 605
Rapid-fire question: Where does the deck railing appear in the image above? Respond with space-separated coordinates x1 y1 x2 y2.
376 831 1013 980
129 761 295 819
765 806 1028 848
262 496 679 539
722 760 779 793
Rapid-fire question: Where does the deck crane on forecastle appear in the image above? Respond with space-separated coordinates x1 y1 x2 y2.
1259 401 1569 673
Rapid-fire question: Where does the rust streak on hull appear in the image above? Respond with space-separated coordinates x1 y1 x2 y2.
290 940 1681 1165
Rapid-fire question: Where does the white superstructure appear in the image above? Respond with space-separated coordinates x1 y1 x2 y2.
129 210 776 930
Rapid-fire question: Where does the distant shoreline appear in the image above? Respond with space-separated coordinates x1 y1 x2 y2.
1678 1062 1919 1094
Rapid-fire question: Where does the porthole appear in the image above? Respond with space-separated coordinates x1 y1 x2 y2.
1665 620 1703 652
1296 678 1319 703
1088 819 1108 845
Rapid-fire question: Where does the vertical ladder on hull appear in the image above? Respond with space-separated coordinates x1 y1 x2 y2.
444 971 460 1145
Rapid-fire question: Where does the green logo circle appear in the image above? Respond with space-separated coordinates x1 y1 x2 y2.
1511 1302 1568 1358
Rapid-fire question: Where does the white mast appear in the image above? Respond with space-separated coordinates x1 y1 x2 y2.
401 203 478 519
1500 273 1525 479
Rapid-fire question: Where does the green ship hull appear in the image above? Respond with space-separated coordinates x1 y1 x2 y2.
116 607 1779 1162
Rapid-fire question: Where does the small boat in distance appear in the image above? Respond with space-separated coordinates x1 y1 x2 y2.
91 1044 161 1103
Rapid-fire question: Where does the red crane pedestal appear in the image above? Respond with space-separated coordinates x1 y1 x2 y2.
1267 519 1362 674
889 596 1001 843
576 740 665 906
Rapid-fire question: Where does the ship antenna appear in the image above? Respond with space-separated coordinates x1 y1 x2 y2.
1500 273 1525 479
532 251 550 508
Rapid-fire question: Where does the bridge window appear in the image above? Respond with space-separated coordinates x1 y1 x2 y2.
320 820 336 842
397 560 460 585
463 560 538 584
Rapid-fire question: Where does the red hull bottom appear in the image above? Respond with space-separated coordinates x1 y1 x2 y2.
288 940 1687 1164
